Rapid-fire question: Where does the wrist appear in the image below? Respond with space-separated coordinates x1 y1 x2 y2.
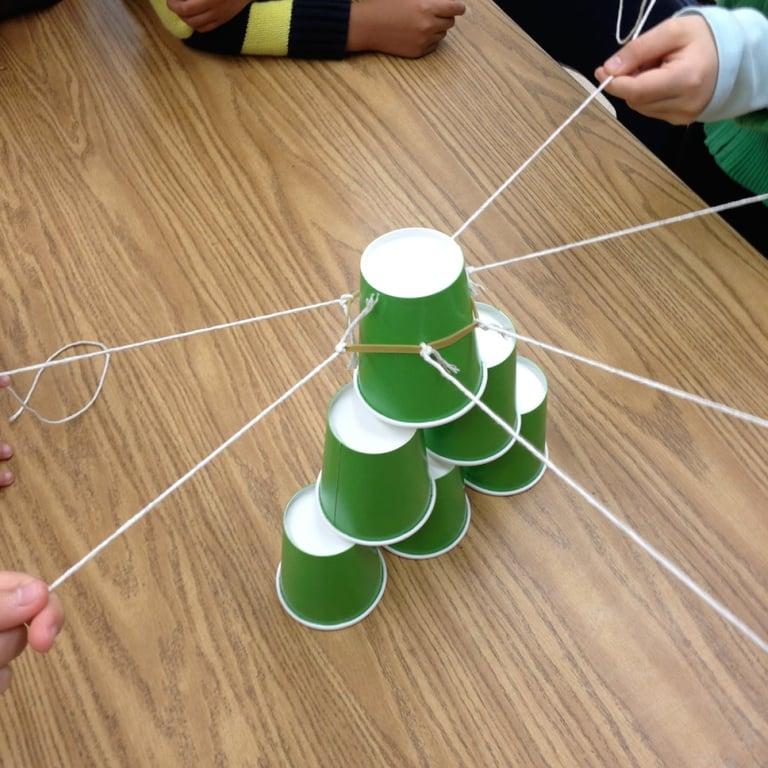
347 2 373 52
677 7 738 121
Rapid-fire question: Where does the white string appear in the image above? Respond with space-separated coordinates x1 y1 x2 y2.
48 352 338 591
1 296 350 381
48 297 376 592
467 193 768 274
478 323 768 429
341 292 361 370
5 342 111 425
616 0 658 44
452 79 614 241
452 0 661 241
420 344 768 655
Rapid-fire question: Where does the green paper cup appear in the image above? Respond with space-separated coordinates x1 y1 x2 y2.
355 228 487 428
425 303 519 465
276 485 387 631
463 356 548 495
318 384 436 546
386 455 471 559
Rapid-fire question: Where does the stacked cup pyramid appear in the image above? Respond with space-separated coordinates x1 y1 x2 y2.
276 228 549 629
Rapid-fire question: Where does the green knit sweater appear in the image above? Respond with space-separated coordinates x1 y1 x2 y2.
705 0 768 200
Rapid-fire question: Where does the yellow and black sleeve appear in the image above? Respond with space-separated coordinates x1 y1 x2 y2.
148 0 351 58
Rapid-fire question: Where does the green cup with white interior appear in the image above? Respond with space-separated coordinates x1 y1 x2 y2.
276 485 387 630
386 454 471 559
463 356 548 495
355 228 486 429
318 384 435 546
425 303 519 465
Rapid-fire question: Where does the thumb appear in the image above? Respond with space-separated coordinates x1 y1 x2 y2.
0 580 49 631
0 375 10 389
437 0 465 16
602 21 683 76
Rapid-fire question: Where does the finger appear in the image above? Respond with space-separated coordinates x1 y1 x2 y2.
596 63 655 82
426 32 447 51
625 97 696 124
604 65 687 106
0 572 44 590
0 580 49 632
167 0 211 16
181 11 219 30
0 667 11 695
437 0 465 17
601 18 686 77
413 36 444 58
195 16 227 33
0 627 27 668
0 375 9 389
0 469 13 488
0 443 12 461
434 16 455 33
27 595 65 653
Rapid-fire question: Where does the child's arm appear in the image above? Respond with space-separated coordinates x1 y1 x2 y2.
148 0 464 59
149 0 351 58
0 573 64 695
595 12 768 125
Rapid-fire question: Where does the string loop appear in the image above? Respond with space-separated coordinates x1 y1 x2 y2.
5 341 110 425
616 0 657 43
48 298 378 592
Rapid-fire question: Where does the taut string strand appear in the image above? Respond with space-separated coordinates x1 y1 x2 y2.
420 343 768 655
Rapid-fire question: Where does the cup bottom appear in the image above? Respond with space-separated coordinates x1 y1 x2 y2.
316 472 438 546
275 551 387 631
426 412 522 467
353 364 489 430
385 495 471 560
463 445 549 497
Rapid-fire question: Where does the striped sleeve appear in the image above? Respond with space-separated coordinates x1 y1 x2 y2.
147 0 351 59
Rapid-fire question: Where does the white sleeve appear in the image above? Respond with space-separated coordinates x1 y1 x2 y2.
678 6 768 122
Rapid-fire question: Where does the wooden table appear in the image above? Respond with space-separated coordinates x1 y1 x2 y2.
1 1 766 765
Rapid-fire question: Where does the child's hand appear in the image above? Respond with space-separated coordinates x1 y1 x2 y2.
348 0 466 58
595 16 718 125
0 574 64 695
166 0 250 33
0 375 13 488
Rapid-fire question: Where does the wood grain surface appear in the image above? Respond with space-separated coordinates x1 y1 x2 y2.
0 1 766 766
